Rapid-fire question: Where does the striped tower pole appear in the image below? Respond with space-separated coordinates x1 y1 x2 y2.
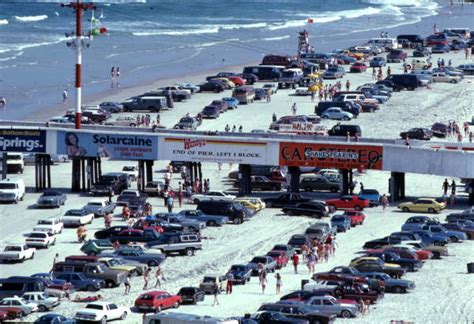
75 0 83 129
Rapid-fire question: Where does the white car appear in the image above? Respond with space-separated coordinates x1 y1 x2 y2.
303 280 340 291
74 302 129 324
432 72 462 83
62 209 94 226
0 296 38 315
33 218 64 235
122 166 139 181
294 87 312 96
321 107 353 121
104 116 138 127
24 154 68 165
263 83 278 94
0 244 35 262
25 231 56 248
22 292 60 312
191 190 236 204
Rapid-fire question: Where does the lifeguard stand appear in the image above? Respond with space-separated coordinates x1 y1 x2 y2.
297 29 310 58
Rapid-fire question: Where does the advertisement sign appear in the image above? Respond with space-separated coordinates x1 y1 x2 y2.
279 142 383 170
161 137 269 164
56 131 158 160
279 123 327 135
0 129 46 153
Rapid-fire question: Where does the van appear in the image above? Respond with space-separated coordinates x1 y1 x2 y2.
242 65 285 81
144 312 238 324
0 178 25 203
232 86 256 104
443 28 470 39
328 124 362 137
0 277 45 299
261 54 293 67
197 200 247 224
368 38 400 49
0 153 24 174
199 274 228 294
396 34 425 46
385 74 419 91
410 58 430 70
122 96 166 112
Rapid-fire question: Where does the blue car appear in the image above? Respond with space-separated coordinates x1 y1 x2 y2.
358 189 381 207
35 314 76 324
228 264 252 284
401 215 439 231
222 97 239 110
369 57 386 67
409 230 449 246
364 272 415 293
421 224 467 242
178 209 229 226
31 273 70 288
330 215 351 232
431 44 450 53
55 272 104 291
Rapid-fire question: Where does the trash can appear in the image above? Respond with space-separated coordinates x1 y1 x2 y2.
301 279 309 290
467 262 474 273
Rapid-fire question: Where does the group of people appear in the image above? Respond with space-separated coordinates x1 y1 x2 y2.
134 113 160 128
447 121 472 143
442 178 458 207
372 67 385 81
224 124 243 132
110 66 121 88
292 235 338 275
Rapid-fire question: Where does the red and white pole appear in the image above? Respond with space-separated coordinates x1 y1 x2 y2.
74 0 83 129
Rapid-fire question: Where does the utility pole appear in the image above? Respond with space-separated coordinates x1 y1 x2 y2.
62 0 95 129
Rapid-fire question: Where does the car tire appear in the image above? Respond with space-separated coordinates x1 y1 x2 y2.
354 205 362 211
428 208 436 213
342 116 350 121
18 311 25 319
304 187 312 192
233 218 242 225
266 202 272 208
148 260 158 267
330 188 338 193
38 305 48 312
185 248 194 257
402 207 409 212
120 312 127 320
86 285 95 291
193 199 199 204
173 302 179 308
341 310 352 318
100 316 107 324
322 115 329 119
393 286 404 293
105 280 115 288
329 205 336 212
208 221 216 227
450 236 459 243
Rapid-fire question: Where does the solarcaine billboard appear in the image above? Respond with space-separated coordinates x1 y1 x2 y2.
56 130 158 160
0 129 46 153
159 136 275 165
279 142 383 170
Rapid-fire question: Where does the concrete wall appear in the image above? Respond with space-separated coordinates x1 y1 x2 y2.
384 146 474 178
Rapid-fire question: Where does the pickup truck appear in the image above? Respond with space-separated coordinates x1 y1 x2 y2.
53 261 126 288
147 233 202 256
83 199 116 217
0 244 35 263
33 218 64 235
116 190 148 205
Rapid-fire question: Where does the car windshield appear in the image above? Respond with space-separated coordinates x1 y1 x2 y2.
29 233 46 238
65 210 83 216
122 167 135 171
43 191 60 197
0 183 17 189
179 288 195 294
231 266 245 271
202 277 216 283
87 202 103 206
5 246 21 252
332 217 346 222
251 257 266 263
107 259 120 266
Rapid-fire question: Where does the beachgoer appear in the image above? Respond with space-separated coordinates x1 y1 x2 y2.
124 273 131 295
331 236 338 255
111 66 115 79
442 179 449 195
238 125 243 132
380 194 389 211
225 124 230 132
260 271 267 294
349 181 356 195
62 89 68 103
226 271 234 294
212 285 220 306
291 253 299 274
275 273 282 294
345 80 351 91
451 180 457 195
154 267 163 288
267 91 271 102
360 182 364 193
291 103 297 115
143 268 151 290
232 125 236 132
272 113 277 122
104 212 112 228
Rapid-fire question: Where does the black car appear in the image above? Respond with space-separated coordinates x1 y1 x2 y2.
258 303 336 323
287 234 312 254
254 88 268 100
400 128 432 140
228 264 252 284
363 236 403 249
251 311 310 324
234 175 282 191
281 202 328 218
431 123 448 138
109 228 161 245
280 289 336 302
363 252 422 272
263 193 312 208
384 74 419 91
201 105 220 119
197 200 247 224
315 101 360 117
94 225 131 239
328 124 362 137
413 47 430 57
239 73 259 85
199 82 224 93
177 286 205 304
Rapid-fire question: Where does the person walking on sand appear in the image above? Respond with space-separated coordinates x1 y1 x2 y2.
116 67 120 79
143 268 151 290
154 267 163 288
331 236 338 256
225 124 230 132
451 180 457 195
260 271 267 294
310 91 315 103
62 89 68 104
380 194 389 211
275 273 282 294
111 66 115 79
442 178 449 195
345 80 351 91
212 285 220 306
124 273 131 295
226 271 234 294
372 67 376 80
267 91 271 102
272 113 277 122
232 125 236 132
291 103 297 115
292 253 299 274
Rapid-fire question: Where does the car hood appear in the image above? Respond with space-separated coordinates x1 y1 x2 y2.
0 189 17 194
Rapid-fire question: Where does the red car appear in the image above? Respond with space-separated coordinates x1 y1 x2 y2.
228 76 246 86
0 308 23 320
133 220 164 233
366 248 419 261
349 62 368 73
342 210 366 226
266 250 289 269
134 291 182 312
326 195 369 211
385 246 433 261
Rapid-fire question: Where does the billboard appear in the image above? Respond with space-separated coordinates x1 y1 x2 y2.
279 142 383 170
278 123 327 135
0 129 46 153
56 131 158 160
160 137 269 164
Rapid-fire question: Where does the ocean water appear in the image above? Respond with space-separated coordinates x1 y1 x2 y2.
0 0 442 120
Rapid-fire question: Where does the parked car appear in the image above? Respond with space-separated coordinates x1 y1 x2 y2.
155 213 206 232
62 209 94 227
34 314 76 324
84 199 116 218
369 57 386 67
323 66 345 79
177 287 205 305
398 198 446 213
74 302 128 323
342 210 366 226
134 291 181 312
304 295 360 318
199 275 228 294
326 196 369 211
222 97 239 109
37 190 67 208
413 47 430 57
99 102 123 113
300 176 339 193
263 83 278 94
330 215 351 232
0 244 35 263
100 247 165 267
0 296 38 316
25 232 56 248
399 128 432 140
22 292 59 312
401 215 439 231
358 189 381 207
386 49 407 63
430 122 448 138
228 264 252 284
33 218 64 235
349 257 406 278
247 256 277 275
263 193 312 209
250 311 309 324
178 209 228 226
191 190 236 204
432 72 462 83
364 272 415 293
199 82 225 93
361 251 422 272
81 239 115 256
350 62 368 73
281 202 329 218
431 44 450 53
321 107 353 121
258 303 336 323
287 235 312 254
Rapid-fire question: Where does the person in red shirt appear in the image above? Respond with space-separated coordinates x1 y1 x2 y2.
292 253 299 274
